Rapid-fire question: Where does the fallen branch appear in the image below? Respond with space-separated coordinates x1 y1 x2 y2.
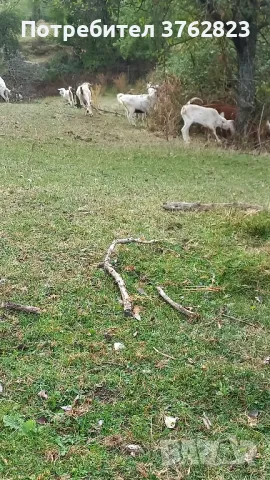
91 105 102 115
157 286 198 319
153 347 176 360
162 201 265 212
104 238 157 317
93 105 124 117
1 302 41 314
182 286 223 292
222 313 258 328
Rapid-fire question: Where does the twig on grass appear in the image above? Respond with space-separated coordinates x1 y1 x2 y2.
157 286 198 319
91 105 102 115
162 201 265 212
153 346 176 360
221 313 258 328
182 285 223 292
93 105 124 117
103 238 157 317
1 302 41 314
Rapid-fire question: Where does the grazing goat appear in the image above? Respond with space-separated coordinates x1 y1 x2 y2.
181 98 235 143
0 76 11 102
187 97 237 120
76 82 93 115
117 84 158 123
58 87 74 107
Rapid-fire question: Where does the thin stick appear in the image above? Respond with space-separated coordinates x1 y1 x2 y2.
222 313 258 328
91 105 102 115
93 105 124 117
182 286 223 292
104 238 157 317
257 104 265 149
153 347 176 360
1 302 41 314
157 286 198 319
162 201 265 212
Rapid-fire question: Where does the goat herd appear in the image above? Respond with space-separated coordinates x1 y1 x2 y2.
58 81 270 144
1 75 269 144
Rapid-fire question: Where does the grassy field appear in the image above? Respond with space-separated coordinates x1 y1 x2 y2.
0 97 270 480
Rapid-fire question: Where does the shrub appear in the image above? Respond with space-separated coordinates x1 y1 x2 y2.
96 73 108 95
91 84 102 108
113 73 128 93
133 78 147 94
147 75 184 138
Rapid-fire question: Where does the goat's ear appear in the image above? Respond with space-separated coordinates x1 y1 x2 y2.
220 112 225 118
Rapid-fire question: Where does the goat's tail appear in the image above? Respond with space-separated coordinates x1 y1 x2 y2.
181 105 187 116
186 97 203 105
117 93 124 104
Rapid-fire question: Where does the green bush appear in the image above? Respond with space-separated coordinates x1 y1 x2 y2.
164 37 237 101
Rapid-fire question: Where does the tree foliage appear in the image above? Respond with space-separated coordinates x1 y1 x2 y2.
0 8 20 55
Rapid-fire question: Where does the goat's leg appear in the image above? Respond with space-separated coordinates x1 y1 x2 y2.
0 91 7 102
88 103 93 117
79 98 86 112
128 109 136 125
211 128 221 143
181 121 191 143
205 129 211 144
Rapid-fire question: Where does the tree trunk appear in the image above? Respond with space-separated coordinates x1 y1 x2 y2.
234 24 258 134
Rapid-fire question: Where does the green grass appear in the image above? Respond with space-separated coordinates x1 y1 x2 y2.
0 98 270 480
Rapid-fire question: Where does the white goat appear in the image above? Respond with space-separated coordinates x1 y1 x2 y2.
117 84 158 123
76 82 93 115
147 82 159 96
0 76 11 102
181 98 235 143
58 86 74 107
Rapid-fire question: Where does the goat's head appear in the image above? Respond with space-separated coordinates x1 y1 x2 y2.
220 115 235 134
147 83 159 96
58 88 66 96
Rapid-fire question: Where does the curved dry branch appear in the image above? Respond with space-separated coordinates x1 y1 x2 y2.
157 286 198 320
103 238 157 317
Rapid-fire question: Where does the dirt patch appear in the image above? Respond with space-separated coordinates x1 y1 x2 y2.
93 385 121 404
